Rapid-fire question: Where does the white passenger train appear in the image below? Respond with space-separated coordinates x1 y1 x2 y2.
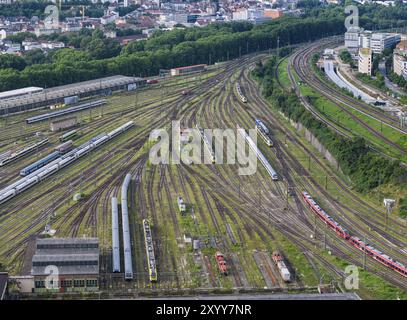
238 127 278 180
121 173 133 280
0 121 134 205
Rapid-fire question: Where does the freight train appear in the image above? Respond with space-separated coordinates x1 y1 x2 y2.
236 83 247 103
54 140 73 154
272 252 291 282
143 219 157 282
301 191 407 278
215 252 228 275
255 119 273 147
0 139 49 167
0 121 134 205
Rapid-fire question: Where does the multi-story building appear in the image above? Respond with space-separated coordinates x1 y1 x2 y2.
232 9 249 21
360 30 372 49
344 27 362 57
358 47 373 75
31 238 99 293
393 40 407 79
22 41 42 51
34 27 61 37
370 33 401 54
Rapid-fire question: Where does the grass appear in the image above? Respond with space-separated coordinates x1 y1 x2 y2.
277 59 291 88
298 83 407 161
271 229 319 286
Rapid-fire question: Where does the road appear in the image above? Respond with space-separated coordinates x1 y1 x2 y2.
378 61 406 97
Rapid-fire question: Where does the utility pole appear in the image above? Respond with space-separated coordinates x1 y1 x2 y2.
277 36 280 58
238 180 241 198
286 181 289 209
325 175 328 190
383 198 395 231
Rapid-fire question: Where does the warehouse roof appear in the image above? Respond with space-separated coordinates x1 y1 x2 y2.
32 238 99 276
36 237 99 247
0 76 144 109
171 64 207 71
0 87 43 100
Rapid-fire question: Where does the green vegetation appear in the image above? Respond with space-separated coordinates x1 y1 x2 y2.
356 268 407 299
388 71 407 92
339 49 355 68
298 0 407 30
272 230 319 286
253 57 407 206
399 197 407 218
356 72 386 92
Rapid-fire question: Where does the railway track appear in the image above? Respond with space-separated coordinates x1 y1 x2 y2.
290 41 406 157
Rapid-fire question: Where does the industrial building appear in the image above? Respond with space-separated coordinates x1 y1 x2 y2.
0 87 43 101
50 116 78 132
345 29 401 57
31 238 99 293
358 48 373 75
344 27 362 57
393 40 407 79
370 33 401 54
0 75 146 116
170 64 207 76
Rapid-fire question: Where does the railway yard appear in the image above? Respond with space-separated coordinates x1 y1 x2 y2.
0 41 406 300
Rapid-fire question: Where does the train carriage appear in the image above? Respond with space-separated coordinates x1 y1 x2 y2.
143 219 157 282
301 191 407 278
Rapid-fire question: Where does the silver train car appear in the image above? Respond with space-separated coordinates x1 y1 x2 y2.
238 127 278 180
111 197 120 273
121 173 133 280
0 138 49 167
